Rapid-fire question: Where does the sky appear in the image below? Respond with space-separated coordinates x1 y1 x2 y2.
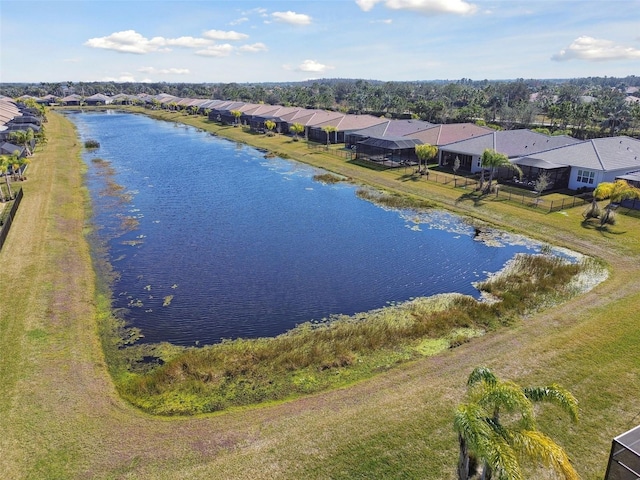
1 0 640 84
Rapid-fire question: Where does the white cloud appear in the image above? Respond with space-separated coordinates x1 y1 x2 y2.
84 30 169 54
552 36 640 62
164 36 212 48
195 44 235 57
296 59 334 73
356 0 477 15
202 29 249 41
271 11 312 25
101 74 137 82
371 18 393 24
138 67 190 75
238 43 268 53
230 17 249 26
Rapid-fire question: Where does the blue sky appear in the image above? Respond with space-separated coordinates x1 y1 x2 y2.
2 0 640 84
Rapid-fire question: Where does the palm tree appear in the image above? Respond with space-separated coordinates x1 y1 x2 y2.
0 154 16 201
454 367 580 480
480 149 522 194
593 179 640 226
264 120 276 136
321 125 337 147
289 123 304 141
231 110 242 126
9 128 34 156
415 143 438 175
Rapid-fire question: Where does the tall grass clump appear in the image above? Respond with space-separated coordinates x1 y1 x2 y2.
356 187 434 210
115 253 599 416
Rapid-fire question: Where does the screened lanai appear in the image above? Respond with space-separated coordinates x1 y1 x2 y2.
355 137 422 167
508 156 571 191
605 424 640 479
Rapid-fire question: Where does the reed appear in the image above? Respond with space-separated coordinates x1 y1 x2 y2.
116 254 594 415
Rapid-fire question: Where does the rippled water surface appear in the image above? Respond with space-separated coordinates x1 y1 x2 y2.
69 111 544 346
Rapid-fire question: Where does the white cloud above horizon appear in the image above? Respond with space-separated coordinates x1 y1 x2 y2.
295 60 334 73
138 67 190 75
552 36 640 62
356 0 477 15
3 1 638 83
270 11 312 25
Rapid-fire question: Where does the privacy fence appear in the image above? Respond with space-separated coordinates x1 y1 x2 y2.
0 188 24 252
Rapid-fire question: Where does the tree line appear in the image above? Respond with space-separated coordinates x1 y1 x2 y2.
2 76 640 138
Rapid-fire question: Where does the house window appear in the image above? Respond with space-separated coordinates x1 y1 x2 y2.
577 169 595 184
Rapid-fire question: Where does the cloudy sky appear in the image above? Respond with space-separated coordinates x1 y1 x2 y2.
2 0 639 84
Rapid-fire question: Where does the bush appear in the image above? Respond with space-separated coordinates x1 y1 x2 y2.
84 139 100 149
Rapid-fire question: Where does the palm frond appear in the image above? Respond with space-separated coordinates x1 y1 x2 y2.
523 384 579 422
509 429 580 480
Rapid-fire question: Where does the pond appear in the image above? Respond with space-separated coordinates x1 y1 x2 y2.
68 111 550 347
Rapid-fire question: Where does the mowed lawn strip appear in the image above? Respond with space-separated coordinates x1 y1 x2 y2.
0 109 638 479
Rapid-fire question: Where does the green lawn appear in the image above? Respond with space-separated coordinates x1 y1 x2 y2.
1 108 639 479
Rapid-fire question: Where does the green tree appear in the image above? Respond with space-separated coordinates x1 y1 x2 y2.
414 143 438 175
321 125 337 147
9 128 34 156
593 179 640 226
230 109 242 126
0 153 18 201
480 149 522 193
454 367 580 480
264 120 276 136
289 123 304 141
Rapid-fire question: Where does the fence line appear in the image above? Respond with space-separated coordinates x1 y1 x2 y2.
0 188 24 252
304 145 630 215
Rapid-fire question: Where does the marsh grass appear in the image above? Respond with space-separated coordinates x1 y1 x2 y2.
313 172 348 184
91 158 132 203
356 186 435 210
116 254 592 415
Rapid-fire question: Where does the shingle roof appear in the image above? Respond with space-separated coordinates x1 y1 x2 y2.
441 129 581 157
411 123 493 146
358 137 423 150
513 136 640 172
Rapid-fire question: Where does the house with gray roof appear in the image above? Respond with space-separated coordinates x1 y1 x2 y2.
438 129 582 175
512 136 640 191
60 94 82 106
345 119 434 147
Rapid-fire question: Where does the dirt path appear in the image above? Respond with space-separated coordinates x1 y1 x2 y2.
1 111 638 479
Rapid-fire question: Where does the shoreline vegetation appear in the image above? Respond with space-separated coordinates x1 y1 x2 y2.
2 107 638 479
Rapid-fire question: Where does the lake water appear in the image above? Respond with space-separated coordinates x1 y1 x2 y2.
68 111 546 347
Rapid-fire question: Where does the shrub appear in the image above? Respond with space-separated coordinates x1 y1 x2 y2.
84 139 100 149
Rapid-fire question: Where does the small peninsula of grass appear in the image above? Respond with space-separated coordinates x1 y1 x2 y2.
114 253 601 415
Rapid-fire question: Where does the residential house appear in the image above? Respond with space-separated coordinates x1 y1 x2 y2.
438 129 582 177
512 136 640 191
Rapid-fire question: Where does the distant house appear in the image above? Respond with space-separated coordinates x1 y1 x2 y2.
245 105 300 133
306 112 386 144
37 94 58 106
84 94 112 106
60 94 82 106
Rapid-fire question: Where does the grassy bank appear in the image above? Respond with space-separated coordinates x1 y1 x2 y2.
118 254 592 415
1 108 639 479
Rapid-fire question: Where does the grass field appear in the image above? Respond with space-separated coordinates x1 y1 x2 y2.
1 109 639 479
